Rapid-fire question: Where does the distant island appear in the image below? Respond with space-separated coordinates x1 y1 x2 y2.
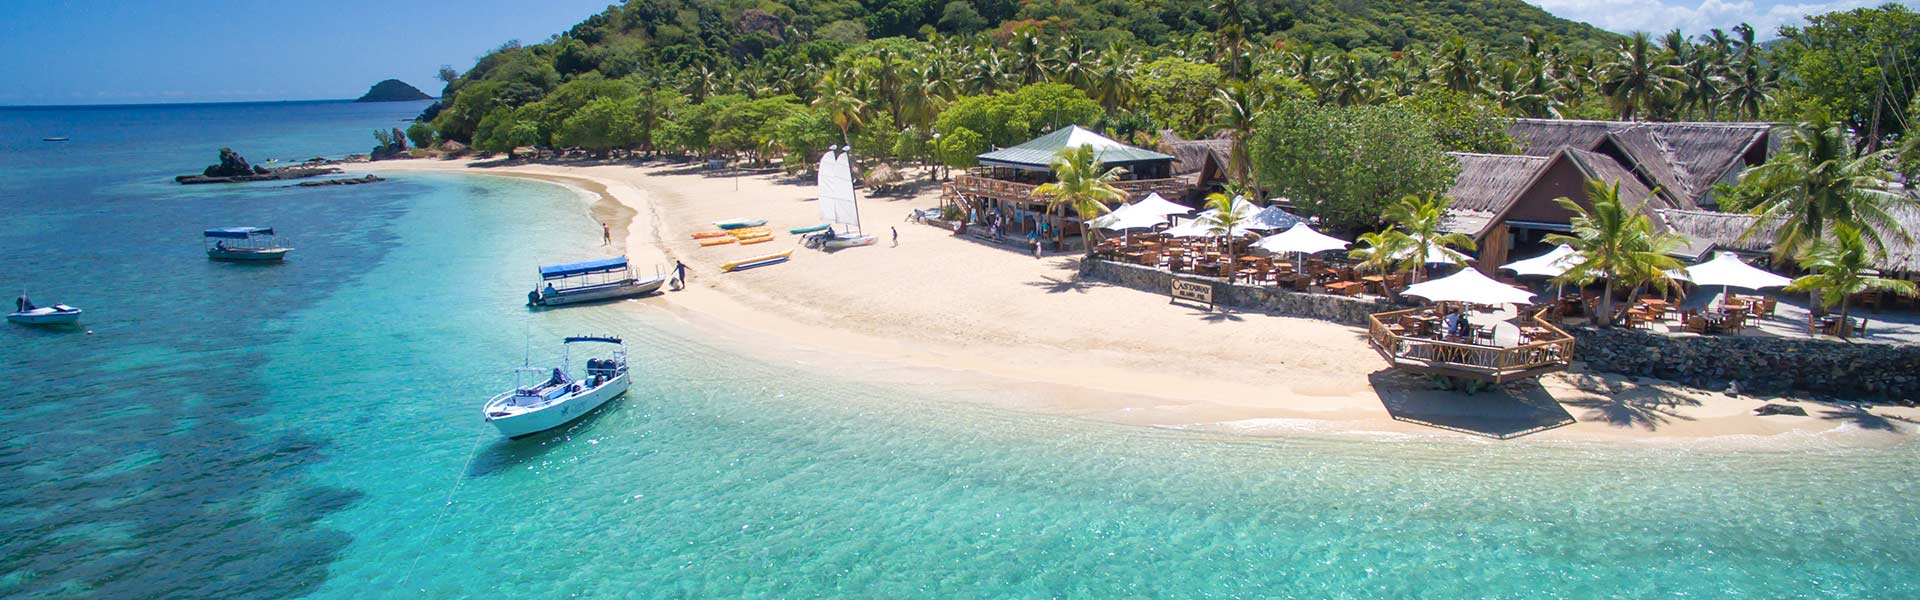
354 79 431 102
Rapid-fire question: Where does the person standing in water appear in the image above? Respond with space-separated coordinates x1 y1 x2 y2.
601 222 611 246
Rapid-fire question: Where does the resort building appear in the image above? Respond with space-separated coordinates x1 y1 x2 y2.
943 125 1191 245
1441 119 1783 272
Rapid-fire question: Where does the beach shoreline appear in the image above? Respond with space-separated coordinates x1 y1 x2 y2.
351 157 1919 449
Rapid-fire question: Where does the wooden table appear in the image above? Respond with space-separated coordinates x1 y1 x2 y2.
1326 281 1364 296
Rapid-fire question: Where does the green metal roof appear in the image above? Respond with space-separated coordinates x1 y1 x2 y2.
975 125 1174 170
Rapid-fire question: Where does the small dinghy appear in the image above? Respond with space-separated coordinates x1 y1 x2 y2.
722 250 793 272
714 218 767 230
43 137 69 142
483 336 631 439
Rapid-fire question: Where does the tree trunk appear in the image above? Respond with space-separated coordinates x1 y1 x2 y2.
1839 296 1852 338
1599 282 1616 328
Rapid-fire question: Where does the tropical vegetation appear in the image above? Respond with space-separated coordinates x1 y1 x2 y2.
1786 224 1919 335
1545 180 1687 328
1033 145 1126 257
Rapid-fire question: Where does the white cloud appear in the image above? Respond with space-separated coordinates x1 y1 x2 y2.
1526 0 1903 38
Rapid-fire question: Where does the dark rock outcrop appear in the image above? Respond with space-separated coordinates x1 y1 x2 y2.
1755 403 1808 416
176 148 341 184
370 127 410 161
292 174 385 187
354 79 432 102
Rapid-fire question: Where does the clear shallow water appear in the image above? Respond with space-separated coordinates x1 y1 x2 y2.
3 102 1918 599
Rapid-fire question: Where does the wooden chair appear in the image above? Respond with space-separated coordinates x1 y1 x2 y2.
1723 311 1747 333
1685 315 1710 334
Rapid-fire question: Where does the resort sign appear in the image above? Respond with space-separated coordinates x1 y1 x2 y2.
1170 279 1214 310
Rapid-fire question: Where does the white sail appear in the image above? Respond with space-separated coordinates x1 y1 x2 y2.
816 150 860 231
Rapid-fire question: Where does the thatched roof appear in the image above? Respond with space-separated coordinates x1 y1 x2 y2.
1162 139 1233 176
1442 152 1548 235
865 163 903 190
1508 119 1772 208
1656 204 1920 273
1564 149 1662 209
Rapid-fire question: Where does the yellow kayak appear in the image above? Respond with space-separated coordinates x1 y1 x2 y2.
691 231 731 239
698 237 737 247
739 236 774 245
722 250 793 272
728 227 772 238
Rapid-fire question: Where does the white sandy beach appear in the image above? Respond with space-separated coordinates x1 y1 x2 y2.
354 157 1920 447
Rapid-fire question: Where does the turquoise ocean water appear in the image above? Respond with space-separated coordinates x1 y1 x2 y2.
2 101 1917 598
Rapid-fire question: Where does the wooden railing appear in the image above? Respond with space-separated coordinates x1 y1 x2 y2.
951 174 1191 204
1366 307 1575 383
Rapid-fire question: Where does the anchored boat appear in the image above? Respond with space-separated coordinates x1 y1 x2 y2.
204 227 292 261
8 293 81 326
483 336 631 439
528 256 667 307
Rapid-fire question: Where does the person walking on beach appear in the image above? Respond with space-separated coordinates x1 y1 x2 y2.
601 222 611 246
891 226 898 247
672 260 688 290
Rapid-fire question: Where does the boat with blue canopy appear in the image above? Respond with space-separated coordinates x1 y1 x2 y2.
204 226 291 261
483 335 631 438
528 255 666 307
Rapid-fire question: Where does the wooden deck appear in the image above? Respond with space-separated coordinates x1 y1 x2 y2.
1366 308 1575 384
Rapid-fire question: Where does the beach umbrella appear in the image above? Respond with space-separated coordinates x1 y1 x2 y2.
1245 205 1304 231
1125 192 1193 219
1252 223 1349 254
1683 252 1792 290
1357 243 1472 264
1095 207 1172 231
1683 251 1792 303
1401 268 1537 305
1499 244 1583 278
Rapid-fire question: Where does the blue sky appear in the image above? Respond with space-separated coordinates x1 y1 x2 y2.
1527 0 1911 37
0 1 1911 105
0 0 613 105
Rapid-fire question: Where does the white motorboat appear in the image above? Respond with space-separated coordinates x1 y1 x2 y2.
483 336 631 439
205 226 292 261
7 304 82 325
527 256 667 307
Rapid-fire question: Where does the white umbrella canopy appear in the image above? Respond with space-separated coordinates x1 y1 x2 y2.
1253 223 1349 254
1402 268 1538 305
1126 193 1193 219
1683 252 1793 290
1362 243 1472 264
1166 217 1258 238
1500 244 1583 278
1095 207 1173 231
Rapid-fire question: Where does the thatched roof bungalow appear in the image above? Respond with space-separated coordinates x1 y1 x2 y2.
1655 205 1920 276
1507 118 1774 210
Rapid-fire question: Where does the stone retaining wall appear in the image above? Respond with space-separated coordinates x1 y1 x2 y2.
1082 259 1396 326
1571 327 1920 400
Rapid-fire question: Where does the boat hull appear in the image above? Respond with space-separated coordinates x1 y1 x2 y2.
485 374 630 438
822 234 877 249
714 219 767 230
7 307 82 325
789 224 831 234
208 247 291 261
531 276 666 307
722 251 794 272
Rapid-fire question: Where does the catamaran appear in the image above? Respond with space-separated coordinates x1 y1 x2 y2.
806 146 876 250
483 336 631 439
204 227 292 261
527 256 667 307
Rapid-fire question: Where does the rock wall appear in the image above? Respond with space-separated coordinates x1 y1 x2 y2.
1082 259 1396 326
1571 327 1920 400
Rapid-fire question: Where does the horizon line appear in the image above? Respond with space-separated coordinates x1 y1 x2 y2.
0 97 438 110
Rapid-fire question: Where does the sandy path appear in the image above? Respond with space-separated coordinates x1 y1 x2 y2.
353 158 1919 447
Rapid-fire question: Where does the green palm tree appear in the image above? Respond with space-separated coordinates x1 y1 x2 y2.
1596 32 1683 121
1033 145 1127 258
1719 58 1775 120
1432 39 1478 94
1743 119 1910 261
1786 224 1918 335
1211 82 1260 189
1385 193 1476 283
1201 192 1251 277
1349 229 1412 299
1545 179 1687 328
811 78 868 151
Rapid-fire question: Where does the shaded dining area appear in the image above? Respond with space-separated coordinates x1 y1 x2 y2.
1364 268 1576 385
